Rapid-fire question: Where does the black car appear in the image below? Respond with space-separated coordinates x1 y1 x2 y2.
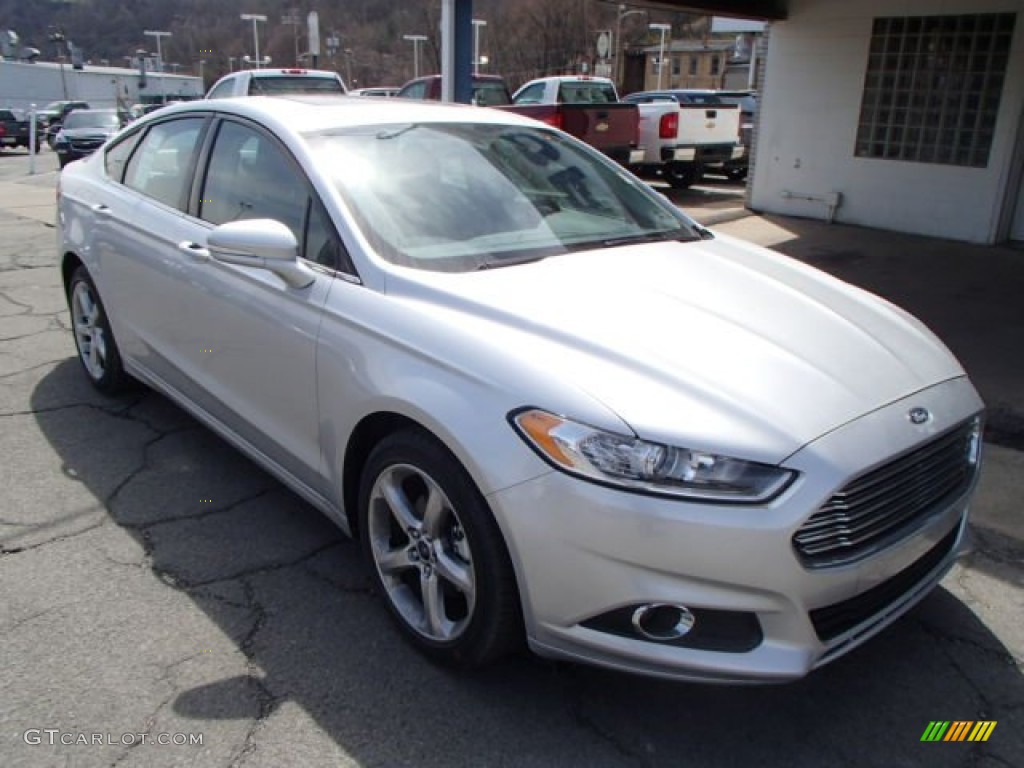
54 109 124 168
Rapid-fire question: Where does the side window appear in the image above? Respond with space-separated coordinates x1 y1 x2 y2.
104 130 142 182
207 80 235 99
398 81 427 100
200 121 307 247
124 118 205 210
514 83 545 105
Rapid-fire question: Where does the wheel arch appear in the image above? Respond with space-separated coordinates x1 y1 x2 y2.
61 251 84 299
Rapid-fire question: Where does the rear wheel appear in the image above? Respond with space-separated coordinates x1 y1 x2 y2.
68 266 129 394
664 162 696 190
359 430 522 668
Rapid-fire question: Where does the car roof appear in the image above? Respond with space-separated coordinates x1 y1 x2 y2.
153 94 544 135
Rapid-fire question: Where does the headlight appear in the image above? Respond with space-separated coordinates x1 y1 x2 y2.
511 408 795 503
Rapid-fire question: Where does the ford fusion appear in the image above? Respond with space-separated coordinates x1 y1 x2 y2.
57 96 983 682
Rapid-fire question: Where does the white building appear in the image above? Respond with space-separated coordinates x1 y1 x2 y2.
655 0 1024 244
0 60 203 112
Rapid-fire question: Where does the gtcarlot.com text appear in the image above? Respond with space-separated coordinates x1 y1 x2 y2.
23 729 204 747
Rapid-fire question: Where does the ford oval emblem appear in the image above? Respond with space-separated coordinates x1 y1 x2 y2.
908 407 931 425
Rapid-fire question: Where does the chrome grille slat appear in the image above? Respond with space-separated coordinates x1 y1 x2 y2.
793 421 978 568
796 472 969 556
835 429 966 498
797 453 968 534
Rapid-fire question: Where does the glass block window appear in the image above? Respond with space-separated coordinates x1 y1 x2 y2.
856 13 1016 167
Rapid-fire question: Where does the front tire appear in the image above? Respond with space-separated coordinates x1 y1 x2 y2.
68 266 129 394
359 430 522 668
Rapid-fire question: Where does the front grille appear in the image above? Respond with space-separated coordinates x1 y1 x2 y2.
794 420 979 568
809 521 959 642
70 139 103 151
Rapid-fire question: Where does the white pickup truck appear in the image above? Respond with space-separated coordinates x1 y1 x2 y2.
621 90 744 188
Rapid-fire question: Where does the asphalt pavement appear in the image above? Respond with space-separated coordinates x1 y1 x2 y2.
1 148 1022 768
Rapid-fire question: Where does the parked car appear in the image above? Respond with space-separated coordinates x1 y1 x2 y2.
37 100 91 149
349 87 400 98
396 73 511 106
0 108 46 152
205 68 347 98
54 109 125 168
503 76 643 167
58 96 984 682
622 90 743 186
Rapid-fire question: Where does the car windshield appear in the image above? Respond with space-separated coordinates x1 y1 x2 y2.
248 76 344 95
63 111 120 129
309 122 700 273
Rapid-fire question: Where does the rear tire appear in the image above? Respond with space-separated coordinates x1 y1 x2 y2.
68 266 129 395
664 162 696 190
359 430 522 669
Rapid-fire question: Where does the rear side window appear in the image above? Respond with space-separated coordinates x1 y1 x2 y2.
124 118 206 210
104 130 143 182
207 79 235 99
397 80 428 100
247 76 344 95
513 83 545 105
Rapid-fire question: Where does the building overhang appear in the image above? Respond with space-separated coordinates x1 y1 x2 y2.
643 1 788 21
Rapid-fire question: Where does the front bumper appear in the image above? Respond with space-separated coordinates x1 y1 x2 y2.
487 377 983 682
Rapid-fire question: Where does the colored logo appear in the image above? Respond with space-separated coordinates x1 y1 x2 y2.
921 721 997 742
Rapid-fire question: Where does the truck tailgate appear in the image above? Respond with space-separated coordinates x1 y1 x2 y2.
678 103 740 146
498 103 638 152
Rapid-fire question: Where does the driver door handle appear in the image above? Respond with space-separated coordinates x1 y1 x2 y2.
177 241 211 262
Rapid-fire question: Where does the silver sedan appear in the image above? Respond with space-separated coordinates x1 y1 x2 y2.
57 96 984 682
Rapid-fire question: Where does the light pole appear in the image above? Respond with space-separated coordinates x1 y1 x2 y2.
240 13 267 69
615 5 646 89
343 48 353 88
403 34 427 80
471 19 486 75
144 29 171 103
649 22 671 90
281 8 301 67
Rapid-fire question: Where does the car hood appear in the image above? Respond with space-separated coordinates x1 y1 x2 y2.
398 235 966 464
61 127 118 139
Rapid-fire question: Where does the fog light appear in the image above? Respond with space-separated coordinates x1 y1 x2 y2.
631 603 695 642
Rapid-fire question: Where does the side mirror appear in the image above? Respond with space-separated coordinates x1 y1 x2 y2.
207 219 314 289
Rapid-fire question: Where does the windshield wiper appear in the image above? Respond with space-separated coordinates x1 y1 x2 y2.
475 254 549 271
600 229 698 248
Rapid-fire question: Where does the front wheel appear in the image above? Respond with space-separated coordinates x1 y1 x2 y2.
68 266 129 394
359 430 522 668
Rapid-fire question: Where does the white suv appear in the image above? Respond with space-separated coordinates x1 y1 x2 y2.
205 68 347 98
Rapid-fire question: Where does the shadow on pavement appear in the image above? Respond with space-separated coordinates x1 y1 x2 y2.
29 358 1024 766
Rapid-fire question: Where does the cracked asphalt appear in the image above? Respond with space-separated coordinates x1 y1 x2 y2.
2 150 1022 768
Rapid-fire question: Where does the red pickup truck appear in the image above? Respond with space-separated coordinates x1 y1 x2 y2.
396 74 643 167
501 76 643 167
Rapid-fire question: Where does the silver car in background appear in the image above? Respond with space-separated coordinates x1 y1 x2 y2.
57 96 983 682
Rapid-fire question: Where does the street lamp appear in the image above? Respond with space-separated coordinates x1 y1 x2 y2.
649 22 671 90
144 29 171 103
402 34 427 79
471 19 487 75
615 5 647 88
240 13 267 69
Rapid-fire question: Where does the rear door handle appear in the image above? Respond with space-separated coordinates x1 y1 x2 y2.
177 241 210 262
91 204 112 218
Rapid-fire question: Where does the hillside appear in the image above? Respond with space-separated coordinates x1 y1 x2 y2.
1 0 705 89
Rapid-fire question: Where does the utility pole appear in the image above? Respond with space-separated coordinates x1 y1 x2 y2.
144 30 171 103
